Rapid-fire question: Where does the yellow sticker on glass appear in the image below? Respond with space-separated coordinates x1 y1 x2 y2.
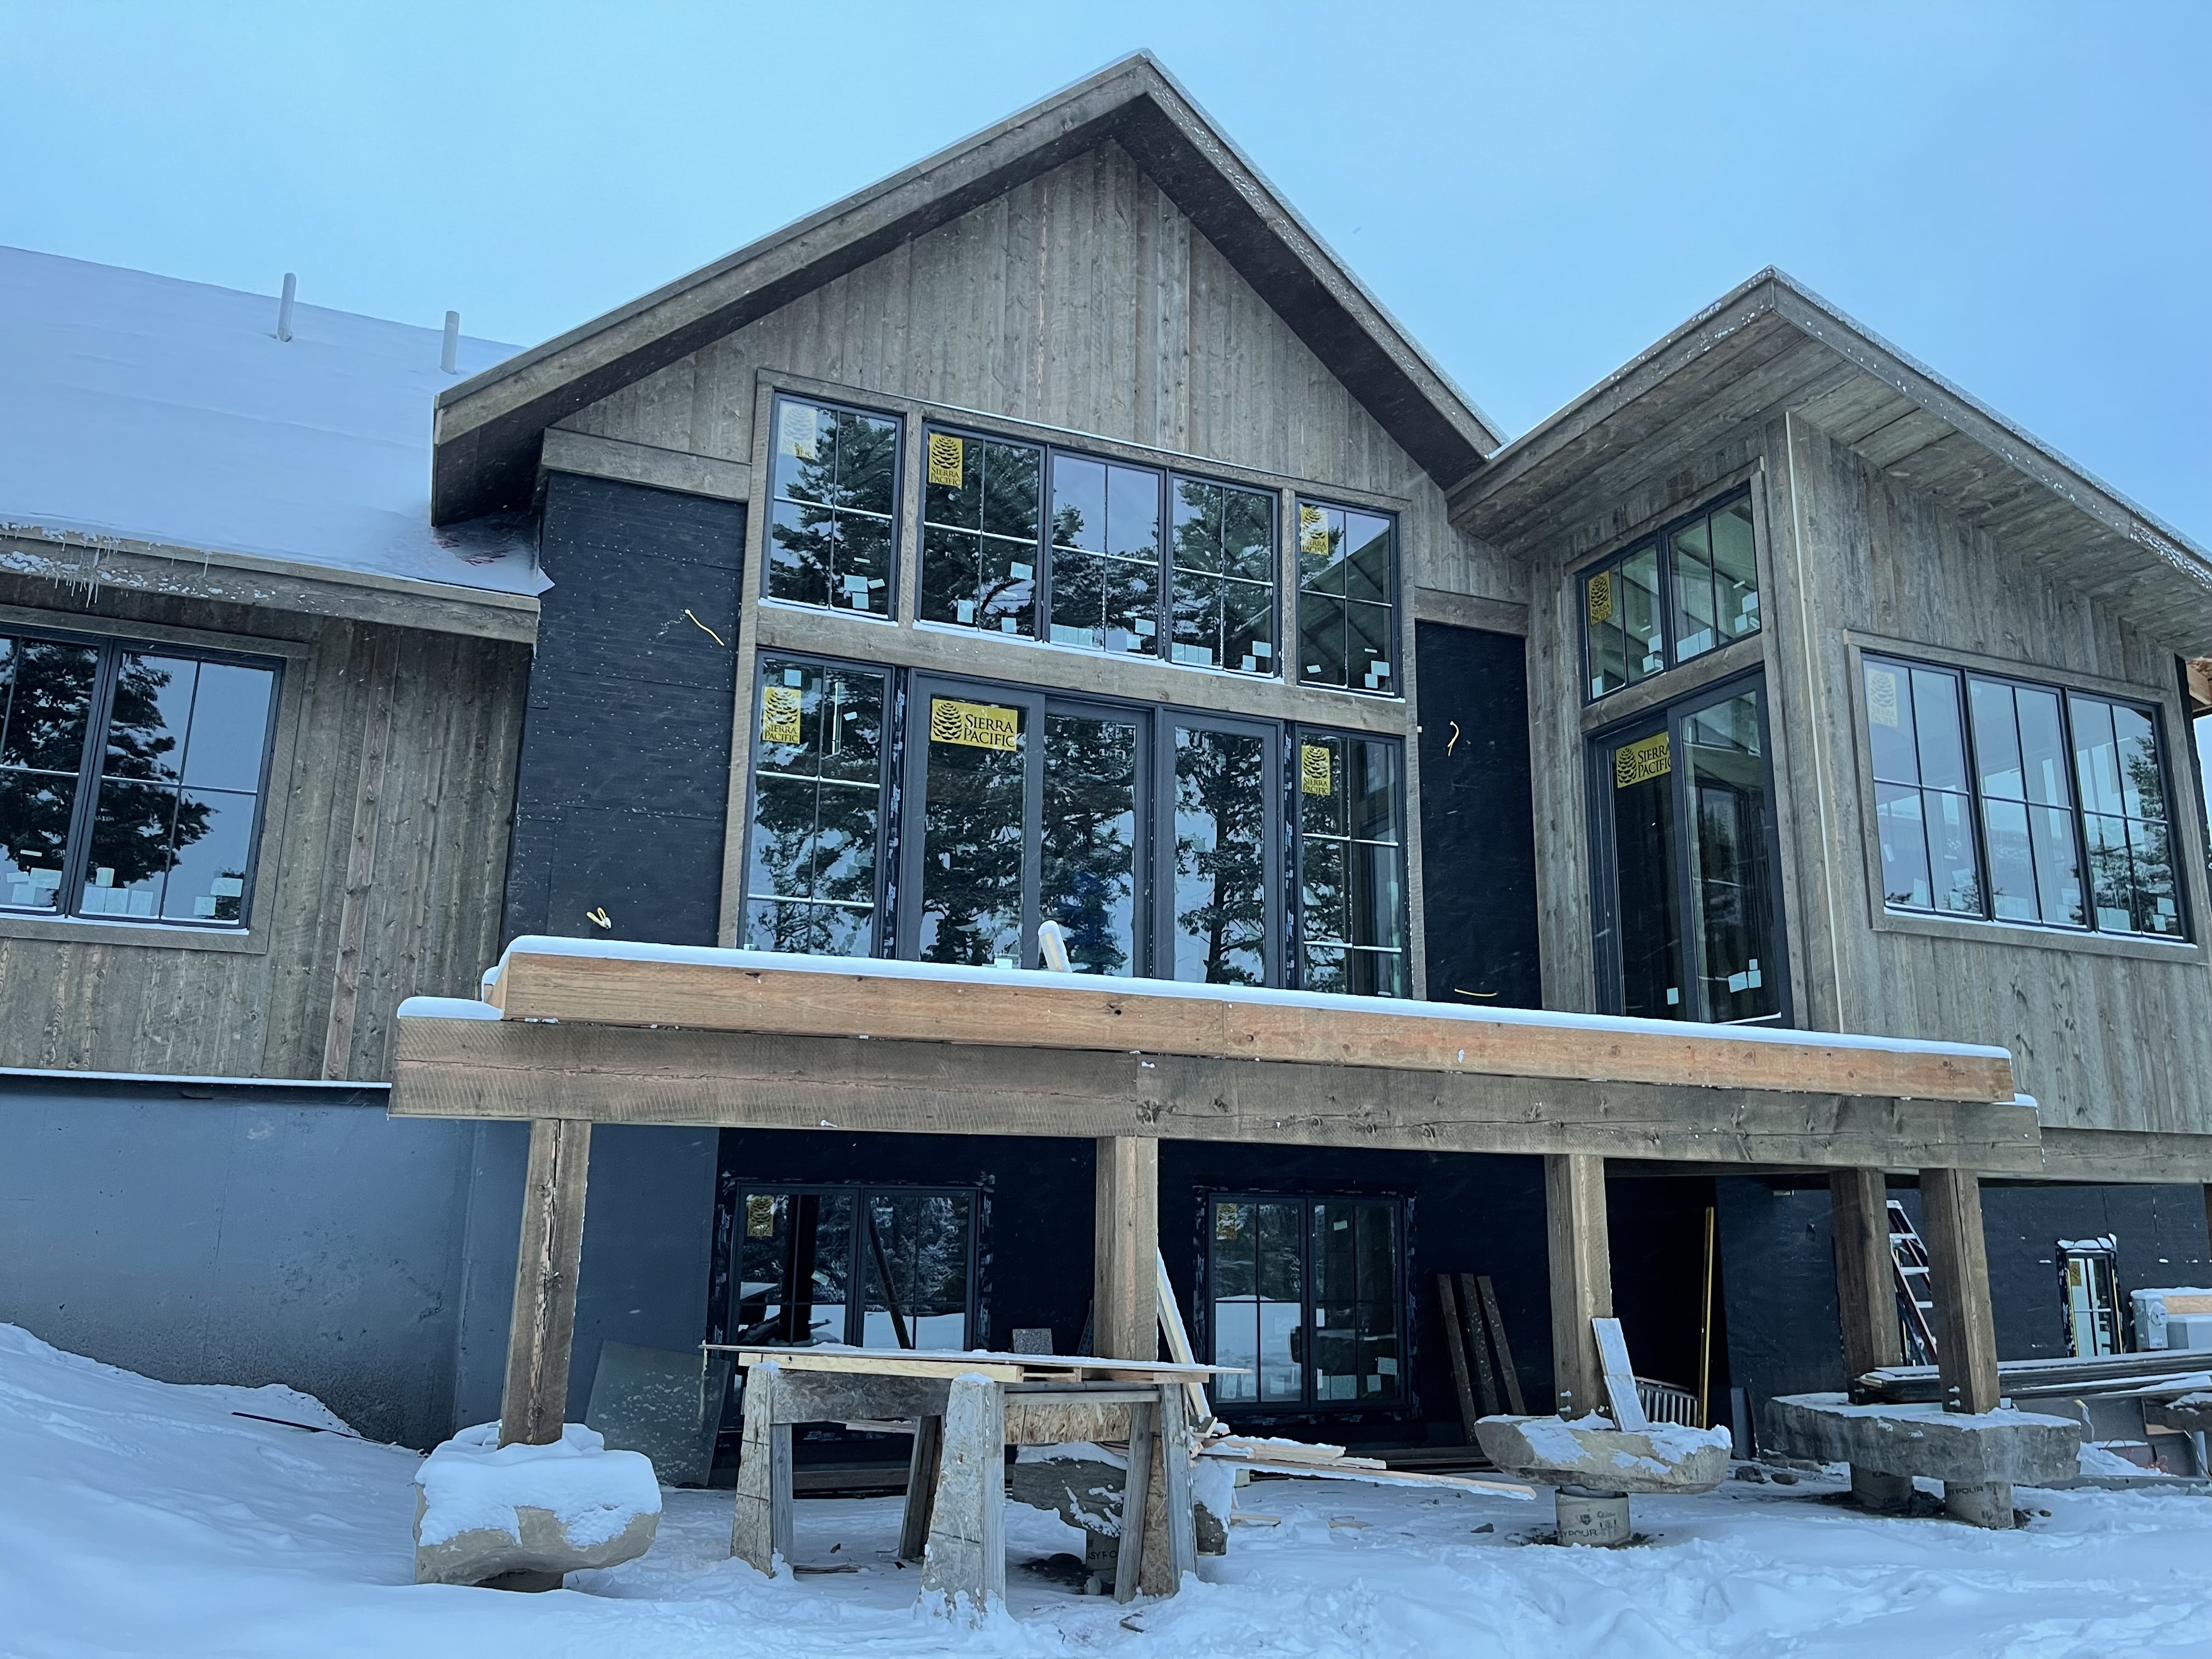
777 402 817 461
761 684 803 744
746 1194 777 1238
928 432 964 488
1300 742 1334 796
1587 569 1615 624
1299 504 1331 558
1613 731 1671 789
1865 666 1901 729
930 697 1021 752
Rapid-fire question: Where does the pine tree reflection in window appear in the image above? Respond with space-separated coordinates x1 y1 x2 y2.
731 1187 972 1350
1049 455 1160 656
767 398 899 614
1209 1200 1304 1404
1042 712 1140 974
1682 692 1778 1023
0 636 98 911
919 698 1028 967
2072 693 2179 936
743 659 886 956
1170 478 1275 675
1295 731 1406 997
922 430 1041 637
1171 725 1267 983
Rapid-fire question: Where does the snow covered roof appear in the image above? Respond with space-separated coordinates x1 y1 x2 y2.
0 246 548 608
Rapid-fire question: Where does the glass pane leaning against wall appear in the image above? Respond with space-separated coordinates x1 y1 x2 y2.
743 658 889 957
766 397 899 614
2 631 277 926
1864 653 2185 940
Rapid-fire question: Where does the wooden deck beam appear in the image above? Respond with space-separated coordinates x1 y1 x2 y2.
391 1017 2043 1173
479 950 2017 1106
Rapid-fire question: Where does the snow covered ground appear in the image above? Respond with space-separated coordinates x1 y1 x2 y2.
5 1323 2211 1659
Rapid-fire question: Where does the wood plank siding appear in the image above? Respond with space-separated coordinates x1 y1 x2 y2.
545 140 1528 1000
0 577 528 1080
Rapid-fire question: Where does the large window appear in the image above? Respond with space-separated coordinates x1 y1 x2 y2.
765 395 900 616
919 423 1279 679
1591 675 1786 1024
1207 1194 1403 1412
0 630 278 928
1296 501 1396 695
1294 730 1407 996
740 657 891 955
739 661 1408 996
725 1185 976 1351
1864 654 2186 939
1582 494 1759 702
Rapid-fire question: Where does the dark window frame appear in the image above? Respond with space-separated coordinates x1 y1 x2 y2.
737 651 900 959
738 668 1411 998
1294 496 1402 698
1584 665 1794 1026
710 1178 984 1352
760 391 906 620
1289 723 1413 998
916 419 1284 682
1198 1189 1410 1418
1862 652 2192 943
1576 488 1760 705
0 624 282 932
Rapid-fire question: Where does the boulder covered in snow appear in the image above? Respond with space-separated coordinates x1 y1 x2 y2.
413 1423 661 1587
1765 1393 2081 1486
1474 1413 1733 1493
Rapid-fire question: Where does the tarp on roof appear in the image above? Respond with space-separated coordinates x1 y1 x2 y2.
0 246 545 597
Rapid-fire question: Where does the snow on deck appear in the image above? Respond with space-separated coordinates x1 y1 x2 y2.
4 1321 2211 1657
0 245 544 597
450 934 2018 1066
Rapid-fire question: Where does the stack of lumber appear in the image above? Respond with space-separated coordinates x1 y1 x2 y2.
1199 1432 1532 1499
1855 1351 2212 1404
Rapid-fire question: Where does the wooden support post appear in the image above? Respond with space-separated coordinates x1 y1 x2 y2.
1094 1137 1160 1362
920 1374 1006 1616
1830 1169 1912 1512
498 1118 591 1448
1831 1169 1903 1379
1920 1166 2011 1528
1544 1153 1611 1417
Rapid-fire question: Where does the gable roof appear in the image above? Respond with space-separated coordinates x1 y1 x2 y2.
1451 268 2212 651
431 53 1502 524
0 246 543 616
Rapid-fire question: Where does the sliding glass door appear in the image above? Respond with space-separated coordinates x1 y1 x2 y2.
1590 674 1788 1025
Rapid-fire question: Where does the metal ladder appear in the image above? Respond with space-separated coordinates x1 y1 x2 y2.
1887 1199 1940 1364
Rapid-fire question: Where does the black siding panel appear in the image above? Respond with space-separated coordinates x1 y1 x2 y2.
1414 622 1541 1007
502 473 745 947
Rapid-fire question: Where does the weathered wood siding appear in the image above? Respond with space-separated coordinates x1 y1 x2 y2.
0 579 528 1080
550 139 1520 998
1767 418 2212 1134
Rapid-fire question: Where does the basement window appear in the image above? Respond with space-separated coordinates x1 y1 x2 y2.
0 629 278 928
1206 1194 1404 1412
765 394 900 616
724 1186 977 1350
1581 493 1759 701
1864 653 2187 939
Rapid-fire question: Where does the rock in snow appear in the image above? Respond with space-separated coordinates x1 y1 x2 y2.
413 1423 661 1585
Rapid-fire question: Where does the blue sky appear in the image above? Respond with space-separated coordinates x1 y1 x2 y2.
2 2 2206 546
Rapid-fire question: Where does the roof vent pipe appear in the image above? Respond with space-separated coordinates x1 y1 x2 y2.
441 310 460 374
275 273 296 342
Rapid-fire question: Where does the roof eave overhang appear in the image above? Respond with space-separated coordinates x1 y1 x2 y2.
431 55 1500 524
1450 271 2212 652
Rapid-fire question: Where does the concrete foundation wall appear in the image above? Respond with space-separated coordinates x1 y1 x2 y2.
0 1075 477 1447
